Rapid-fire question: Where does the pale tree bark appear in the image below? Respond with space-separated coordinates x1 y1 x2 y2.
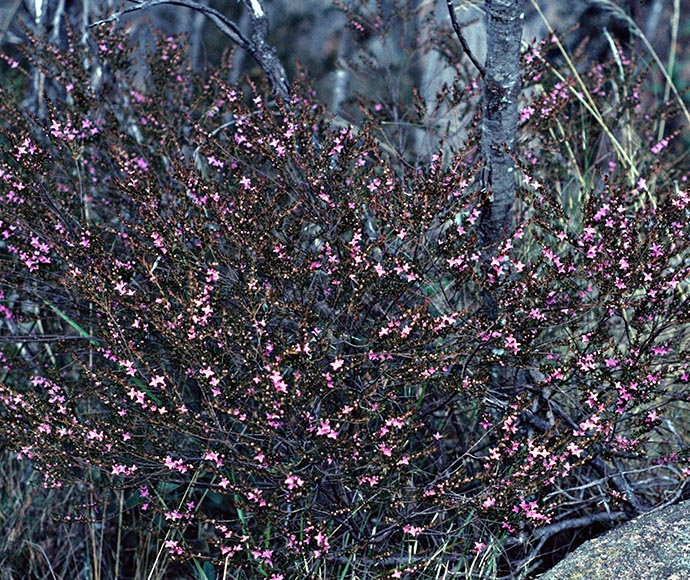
330 25 353 115
413 0 451 159
28 0 48 117
447 0 525 414
239 0 290 99
479 2 525 410
478 0 525 320
447 0 524 319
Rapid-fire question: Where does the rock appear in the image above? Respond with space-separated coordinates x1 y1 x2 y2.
538 500 690 580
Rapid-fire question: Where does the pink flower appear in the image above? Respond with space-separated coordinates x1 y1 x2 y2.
473 542 487 554
251 548 273 565
403 524 423 536
567 442 583 457
314 529 330 550
149 375 166 388
505 334 520 354
646 410 659 423
164 540 184 555
316 419 338 439
121 360 137 376
269 368 288 393
285 474 305 490
204 451 223 467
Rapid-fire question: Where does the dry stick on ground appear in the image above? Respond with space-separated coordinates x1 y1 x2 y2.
90 0 291 100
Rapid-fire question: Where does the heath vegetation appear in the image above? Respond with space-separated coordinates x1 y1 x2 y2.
1 1 689 579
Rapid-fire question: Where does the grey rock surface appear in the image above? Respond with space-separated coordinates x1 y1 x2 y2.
538 500 690 580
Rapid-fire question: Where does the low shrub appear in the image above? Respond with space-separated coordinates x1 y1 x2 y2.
1 22 689 580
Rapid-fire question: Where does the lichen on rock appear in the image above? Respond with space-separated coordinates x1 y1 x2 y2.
539 499 690 580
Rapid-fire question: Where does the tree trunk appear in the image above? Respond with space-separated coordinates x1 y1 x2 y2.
479 0 524 320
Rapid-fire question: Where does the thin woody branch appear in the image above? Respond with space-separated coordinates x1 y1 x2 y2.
238 0 290 100
446 0 486 77
90 0 291 100
90 0 250 50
